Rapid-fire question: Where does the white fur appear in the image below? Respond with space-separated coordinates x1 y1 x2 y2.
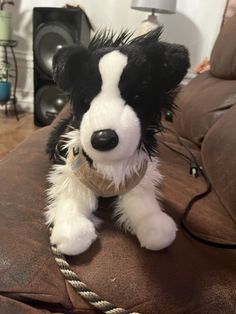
46 161 98 255
99 50 127 95
80 51 141 164
115 161 177 250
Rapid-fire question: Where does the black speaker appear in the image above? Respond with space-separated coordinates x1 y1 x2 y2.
33 7 91 126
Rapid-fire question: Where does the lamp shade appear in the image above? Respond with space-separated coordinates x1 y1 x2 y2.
131 0 177 14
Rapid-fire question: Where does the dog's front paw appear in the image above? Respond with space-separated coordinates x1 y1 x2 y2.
51 216 97 255
136 213 177 250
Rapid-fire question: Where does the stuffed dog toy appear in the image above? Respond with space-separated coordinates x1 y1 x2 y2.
46 29 190 255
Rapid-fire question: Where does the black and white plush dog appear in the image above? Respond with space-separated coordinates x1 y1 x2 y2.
46 29 190 255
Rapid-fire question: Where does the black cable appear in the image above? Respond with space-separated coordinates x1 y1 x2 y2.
160 127 236 249
159 140 191 163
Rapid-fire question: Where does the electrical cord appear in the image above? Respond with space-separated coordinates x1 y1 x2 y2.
160 126 236 249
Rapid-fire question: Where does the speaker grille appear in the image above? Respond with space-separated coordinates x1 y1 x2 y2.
35 85 68 125
34 22 74 77
33 7 91 126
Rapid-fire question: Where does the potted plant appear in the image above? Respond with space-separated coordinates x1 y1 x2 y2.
0 1 14 41
0 61 11 102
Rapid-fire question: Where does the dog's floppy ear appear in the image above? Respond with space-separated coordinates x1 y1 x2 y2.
158 42 190 89
52 45 90 92
131 28 190 90
144 41 190 90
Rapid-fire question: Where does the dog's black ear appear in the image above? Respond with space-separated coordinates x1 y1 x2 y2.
132 28 190 89
144 41 190 90
159 42 190 89
53 45 90 92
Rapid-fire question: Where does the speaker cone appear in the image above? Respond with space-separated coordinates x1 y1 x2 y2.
35 85 68 125
34 22 74 76
33 7 90 126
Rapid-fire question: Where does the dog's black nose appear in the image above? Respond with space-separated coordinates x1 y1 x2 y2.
91 129 119 151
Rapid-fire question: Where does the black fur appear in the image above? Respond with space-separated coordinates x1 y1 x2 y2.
48 28 190 159
46 115 73 162
88 29 133 51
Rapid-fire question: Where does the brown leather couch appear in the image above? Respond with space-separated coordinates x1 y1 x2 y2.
1 15 236 314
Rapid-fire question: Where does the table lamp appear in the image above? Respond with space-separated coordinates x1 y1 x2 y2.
131 0 177 34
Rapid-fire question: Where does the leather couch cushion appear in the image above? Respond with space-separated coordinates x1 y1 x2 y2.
158 125 236 244
202 105 236 222
174 71 236 146
0 295 51 314
0 128 75 310
0 123 236 313
211 14 236 79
